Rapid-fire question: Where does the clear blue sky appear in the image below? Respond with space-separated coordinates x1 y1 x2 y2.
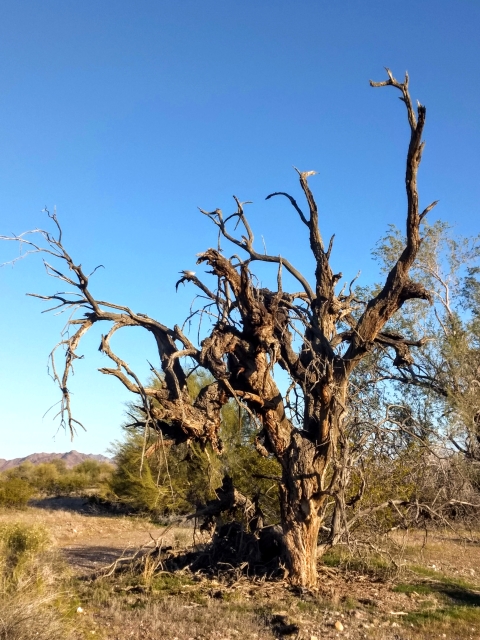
1 1 479 459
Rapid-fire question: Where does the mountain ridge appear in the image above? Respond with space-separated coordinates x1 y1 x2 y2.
0 450 113 472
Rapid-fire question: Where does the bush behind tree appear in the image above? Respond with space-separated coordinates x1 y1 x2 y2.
0 478 34 509
107 372 282 520
0 458 114 505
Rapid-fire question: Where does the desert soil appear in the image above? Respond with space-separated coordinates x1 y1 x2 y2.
2 498 480 639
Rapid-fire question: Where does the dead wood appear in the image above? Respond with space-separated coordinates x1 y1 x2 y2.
1 69 441 588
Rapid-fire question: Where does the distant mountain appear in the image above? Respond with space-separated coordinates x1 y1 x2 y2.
0 450 113 473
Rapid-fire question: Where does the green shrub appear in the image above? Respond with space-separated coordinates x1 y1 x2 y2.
2 458 114 498
0 523 50 584
30 463 59 493
73 458 112 483
108 432 204 514
107 371 281 521
108 411 281 520
4 462 35 484
51 471 89 495
0 478 35 508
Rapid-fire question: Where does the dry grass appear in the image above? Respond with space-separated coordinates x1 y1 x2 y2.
77 587 278 639
0 589 70 640
0 521 75 640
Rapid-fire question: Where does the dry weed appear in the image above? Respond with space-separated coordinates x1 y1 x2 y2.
0 522 73 640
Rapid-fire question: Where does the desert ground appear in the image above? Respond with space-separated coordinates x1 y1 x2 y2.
1 498 480 640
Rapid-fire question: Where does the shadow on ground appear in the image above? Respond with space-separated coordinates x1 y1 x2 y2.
62 545 132 573
397 580 480 608
30 497 93 513
433 583 480 607
30 496 131 516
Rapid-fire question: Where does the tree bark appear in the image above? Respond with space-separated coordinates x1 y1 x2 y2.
280 490 322 587
278 431 330 588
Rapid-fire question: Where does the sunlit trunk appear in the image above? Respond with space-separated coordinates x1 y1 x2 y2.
278 431 329 588
281 498 322 587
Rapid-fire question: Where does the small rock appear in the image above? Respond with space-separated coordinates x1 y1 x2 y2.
334 620 344 631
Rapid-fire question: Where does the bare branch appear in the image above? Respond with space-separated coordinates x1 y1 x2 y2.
265 191 309 227
199 199 315 300
346 69 435 367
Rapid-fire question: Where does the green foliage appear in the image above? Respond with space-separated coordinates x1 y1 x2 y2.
30 462 59 492
220 399 281 522
151 572 195 594
108 370 281 520
0 523 71 640
51 471 90 495
372 221 480 460
108 429 224 514
108 432 182 513
348 446 421 530
0 522 50 585
0 458 114 504
0 478 34 508
74 459 111 482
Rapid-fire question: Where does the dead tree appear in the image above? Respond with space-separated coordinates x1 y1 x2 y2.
1 70 437 587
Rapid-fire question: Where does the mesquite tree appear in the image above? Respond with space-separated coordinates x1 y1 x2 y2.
1 70 437 587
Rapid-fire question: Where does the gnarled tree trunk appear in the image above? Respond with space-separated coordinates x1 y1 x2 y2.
283 435 323 586
281 498 322 587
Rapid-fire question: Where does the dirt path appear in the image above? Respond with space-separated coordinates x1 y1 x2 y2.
1 497 193 575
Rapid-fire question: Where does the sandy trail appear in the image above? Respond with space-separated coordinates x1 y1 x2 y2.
1 497 194 575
